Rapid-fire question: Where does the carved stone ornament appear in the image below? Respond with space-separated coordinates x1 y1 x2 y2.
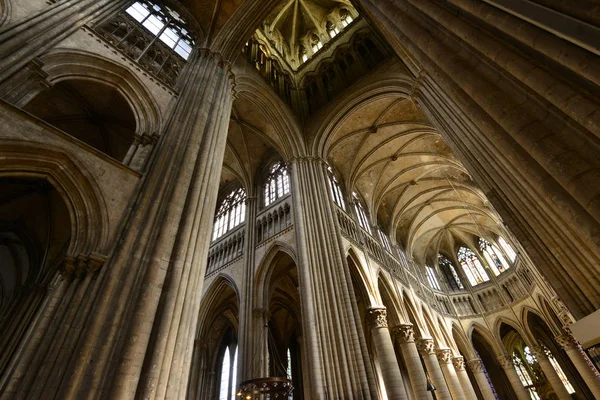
453 356 466 371
530 345 547 359
416 338 435 355
436 348 453 364
393 324 415 344
467 359 484 373
554 334 576 350
497 355 514 370
367 307 388 330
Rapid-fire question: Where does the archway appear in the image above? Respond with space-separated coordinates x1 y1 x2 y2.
191 277 240 400
472 327 517 399
0 177 71 378
23 79 137 161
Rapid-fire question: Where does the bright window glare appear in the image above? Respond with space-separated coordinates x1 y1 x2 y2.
126 3 149 22
143 14 164 35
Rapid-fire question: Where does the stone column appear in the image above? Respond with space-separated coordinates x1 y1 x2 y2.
290 157 377 399
0 0 132 82
366 308 408 400
0 49 235 400
497 355 531 400
0 58 51 106
392 324 432 400
436 348 466 399
555 334 600 398
530 345 572 400
466 359 496 400
237 196 257 383
453 356 478 400
416 338 452 400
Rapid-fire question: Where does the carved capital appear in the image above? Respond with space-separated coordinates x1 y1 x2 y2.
392 324 415 344
436 348 453 364
467 359 484 373
497 355 514 370
416 338 435 356
530 345 546 360
453 356 466 371
367 307 388 330
555 334 576 350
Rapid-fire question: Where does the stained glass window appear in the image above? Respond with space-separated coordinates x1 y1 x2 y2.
327 166 346 210
545 348 575 394
513 351 541 400
213 188 246 241
438 255 464 290
426 266 441 291
498 236 517 262
475 351 500 400
457 246 489 286
219 347 231 400
125 1 194 59
353 192 371 234
264 162 290 206
479 238 509 276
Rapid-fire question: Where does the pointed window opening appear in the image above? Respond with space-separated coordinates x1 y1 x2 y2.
479 238 509 276
353 192 371 234
212 188 246 241
264 162 291 207
438 255 464 290
457 246 489 286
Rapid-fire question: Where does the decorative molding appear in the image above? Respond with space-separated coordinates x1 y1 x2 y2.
367 307 388 330
497 355 514 370
416 338 435 356
61 252 107 280
392 324 415 344
467 359 484 373
554 334 576 350
436 348 453 364
453 356 466 371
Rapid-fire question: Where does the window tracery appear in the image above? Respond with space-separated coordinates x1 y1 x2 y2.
96 0 195 86
438 255 464 290
353 192 371 234
544 347 575 394
479 238 510 276
457 246 489 286
379 228 392 253
213 188 246 241
512 351 541 400
425 266 441 291
327 167 346 210
264 162 291 207
498 236 517 262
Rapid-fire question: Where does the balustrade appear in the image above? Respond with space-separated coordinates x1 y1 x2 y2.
206 228 245 277
256 198 292 244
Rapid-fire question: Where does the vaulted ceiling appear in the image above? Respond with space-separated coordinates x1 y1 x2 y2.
326 95 503 264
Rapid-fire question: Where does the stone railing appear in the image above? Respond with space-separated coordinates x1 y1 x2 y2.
206 226 244 277
451 295 478 316
256 196 293 244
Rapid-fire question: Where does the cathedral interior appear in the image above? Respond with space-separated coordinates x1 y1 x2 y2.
0 0 599 399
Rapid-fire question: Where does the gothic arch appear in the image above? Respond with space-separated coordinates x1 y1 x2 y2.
421 304 444 346
376 272 405 326
38 50 162 136
452 323 477 360
0 141 109 256
254 241 298 308
467 322 503 357
494 317 530 345
346 247 376 307
196 274 240 339
402 290 426 337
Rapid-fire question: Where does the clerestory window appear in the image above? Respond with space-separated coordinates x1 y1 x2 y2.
264 162 291 207
353 192 371 234
457 246 489 286
425 265 441 291
438 255 464 290
213 188 246 241
498 236 517 262
479 238 510 276
327 166 346 210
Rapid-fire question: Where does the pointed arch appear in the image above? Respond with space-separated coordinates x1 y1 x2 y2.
254 241 298 308
376 271 405 327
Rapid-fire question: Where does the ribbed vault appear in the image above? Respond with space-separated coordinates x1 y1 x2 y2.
326 95 502 264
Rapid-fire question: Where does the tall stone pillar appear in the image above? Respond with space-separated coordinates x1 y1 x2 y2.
436 348 466 399
366 308 408 400
0 0 132 82
497 355 530 400
237 196 257 383
392 324 432 400
530 345 572 400
466 359 496 400
453 356 478 400
290 157 377 399
555 334 600 398
416 339 452 400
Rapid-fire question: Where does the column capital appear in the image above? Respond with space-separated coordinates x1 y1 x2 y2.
287 155 328 166
530 345 547 359
366 307 388 330
392 324 415 344
555 334 576 350
416 338 435 356
467 359 484 373
452 356 466 371
436 348 453 364
497 355 515 370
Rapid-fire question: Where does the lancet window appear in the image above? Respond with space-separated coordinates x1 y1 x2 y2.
379 228 392 253
544 347 575 394
264 162 290 207
438 255 464 290
218 345 238 400
96 0 195 86
512 351 541 400
327 167 346 210
353 192 371 234
457 246 489 286
327 21 339 38
213 188 246 241
479 238 510 276
340 9 354 27
498 236 517 262
425 265 441 291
